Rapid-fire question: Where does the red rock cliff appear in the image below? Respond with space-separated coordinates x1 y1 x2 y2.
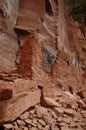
0 0 86 123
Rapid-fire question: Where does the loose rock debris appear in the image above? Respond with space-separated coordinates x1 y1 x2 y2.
2 99 86 130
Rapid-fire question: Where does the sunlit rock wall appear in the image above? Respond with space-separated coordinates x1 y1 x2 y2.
0 0 19 71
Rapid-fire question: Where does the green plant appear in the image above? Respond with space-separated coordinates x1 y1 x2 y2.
65 0 86 25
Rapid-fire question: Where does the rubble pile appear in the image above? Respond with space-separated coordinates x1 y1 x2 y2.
2 90 86 130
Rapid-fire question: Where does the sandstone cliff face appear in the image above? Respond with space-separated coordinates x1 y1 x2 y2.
15 0 45 32
0 0 19 71
0 0 86 123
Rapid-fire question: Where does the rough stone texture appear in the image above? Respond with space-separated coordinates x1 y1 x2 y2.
3 124 14 129
81 110 86 118
58 0 70 52
42 97 62 107
53 107 64 116
0 89 41 123
0 81 13 101
15 0 45 32
16 119 26 126
0 0 19 25
20 112 29 120
35 105 48 118
2 104 86 130
0 0 19 71
78 99 86 108
0 0 86 125
64 109 75 118
57 91 79 107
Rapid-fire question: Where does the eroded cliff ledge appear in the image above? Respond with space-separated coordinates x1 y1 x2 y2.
0 0 86 124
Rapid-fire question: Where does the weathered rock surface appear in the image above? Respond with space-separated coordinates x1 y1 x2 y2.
0 89 41 123
0 81 13 101
15 0 45 32
2 104 86 130
0 0 19 71
0 0 86 126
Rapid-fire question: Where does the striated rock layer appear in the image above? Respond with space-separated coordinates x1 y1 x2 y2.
0 0 19 71
0 0 86 123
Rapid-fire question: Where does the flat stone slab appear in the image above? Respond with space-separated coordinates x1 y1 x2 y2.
15 0 45 32
0 89 41 123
